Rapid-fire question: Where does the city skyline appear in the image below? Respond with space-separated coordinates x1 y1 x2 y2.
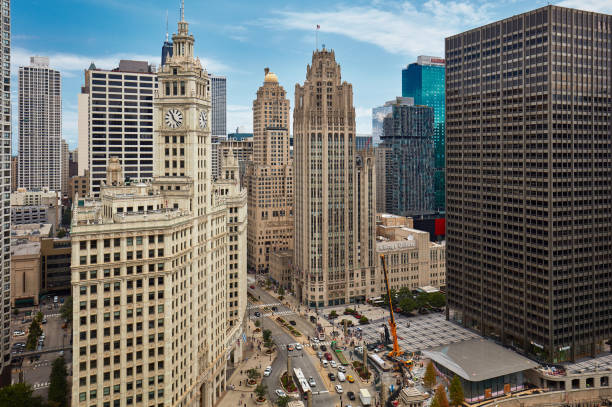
11 0 610 151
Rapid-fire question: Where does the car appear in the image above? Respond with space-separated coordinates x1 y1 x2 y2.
249 285 255 289
13 331 25 337
325 352 332 361
308 377 316 387
295 343 303 350
347 391 355 400
321 360 328 368
337 365 346 373
289 320 296 326
320 345 327 351
328 372 336 381
335 384 343 394
263 366 272 377
310 315 317 323
312 337 319 343
254 311 261 317
42 318 47 324
330 360 337 368
275 389 286 398
271 306 278 311
312 344 318 350
347 375 354 383
317 351 323 359
53 296 58 303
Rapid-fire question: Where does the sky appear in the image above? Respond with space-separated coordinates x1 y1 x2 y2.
11 0 612 151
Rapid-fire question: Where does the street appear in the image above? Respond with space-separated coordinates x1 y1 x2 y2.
248 283 378 407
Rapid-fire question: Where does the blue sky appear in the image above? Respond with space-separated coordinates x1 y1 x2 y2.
12 0 611 151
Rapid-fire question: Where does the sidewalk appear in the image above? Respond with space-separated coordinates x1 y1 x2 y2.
218 319 275 407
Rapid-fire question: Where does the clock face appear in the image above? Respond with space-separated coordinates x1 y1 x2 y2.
165 108 183 129
199 111 208 129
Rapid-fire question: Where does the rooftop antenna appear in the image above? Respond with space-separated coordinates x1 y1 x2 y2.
180 0 184 22
165 10 169 42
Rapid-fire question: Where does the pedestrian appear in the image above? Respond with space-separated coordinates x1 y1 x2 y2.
251 393 253 399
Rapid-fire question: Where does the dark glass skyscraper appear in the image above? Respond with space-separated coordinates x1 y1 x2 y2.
380 99 435 217
446 5 612 363
402 56 445 211
161 40 173 66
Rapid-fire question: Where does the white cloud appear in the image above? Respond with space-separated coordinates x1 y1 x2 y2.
11 46 232 77
262 0 493 56
557 0 612 13
227 105 253 134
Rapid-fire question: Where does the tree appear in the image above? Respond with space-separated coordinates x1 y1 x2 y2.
35 311 43 323
449 375 464 406
359 316 369 325
25 319 42 351
430 397 441 407
278 286 285 297
329 310 338 319
60 296 72 323
415 292 429 309
56 229 66 238
423 361 437 388
399 296 417 313
247 368 260 381
433 384 449 407
254 320 261 328
254 383 267 400
262 329 272 343
429 292 447 308
0 383 44 407
48 357 68 407
276 395 291 407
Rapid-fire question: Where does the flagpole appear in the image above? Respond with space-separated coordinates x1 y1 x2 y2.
315 26 318 50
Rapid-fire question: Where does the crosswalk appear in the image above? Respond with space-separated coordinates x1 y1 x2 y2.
33 382 49 390
44 313 61 318
249 310 294 319
274 340 335 348
247 303 281 310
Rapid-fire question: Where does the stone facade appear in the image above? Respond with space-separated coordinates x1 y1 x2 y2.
71 13 247 407
245 69 293 273
293 49 376 307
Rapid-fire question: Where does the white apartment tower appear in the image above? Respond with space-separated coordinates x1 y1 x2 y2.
0 0 11 373
78 60 157 196
71 10 247 407
18 56 61 191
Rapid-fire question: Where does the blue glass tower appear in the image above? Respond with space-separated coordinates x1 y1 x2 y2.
402 56 445 211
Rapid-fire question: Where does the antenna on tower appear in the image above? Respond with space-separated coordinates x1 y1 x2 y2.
165 10 169 41
180 0 184 22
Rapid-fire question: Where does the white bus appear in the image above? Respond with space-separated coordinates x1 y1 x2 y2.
293 368 311 398
368 353 391 371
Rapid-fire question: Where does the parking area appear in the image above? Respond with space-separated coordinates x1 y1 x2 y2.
10 294 71 399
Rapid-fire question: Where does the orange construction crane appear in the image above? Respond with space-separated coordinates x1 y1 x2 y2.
380 254 404 358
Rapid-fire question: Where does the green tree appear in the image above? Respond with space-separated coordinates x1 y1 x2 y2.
247 368 260 381
276 395 291 407
430 397 441 407
262 329 272 343
254 383 267 400
0 383 44 407
416 292 429 309
449 375 464 406
56 229 67 238
359 316 369 325
434 384 449 407
60 296 72 323
329 310 338 318
254 320 261 328
399 296 417 313
48 357 68 407
25 319 42 351
278 286 285 297
423 361 437 389
35 311 43 323
429 292 447 308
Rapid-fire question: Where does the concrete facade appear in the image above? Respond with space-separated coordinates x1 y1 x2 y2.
10 242 41 307
269 249 293 290
245 69 293 274
71 14 247 407
293 49 377 307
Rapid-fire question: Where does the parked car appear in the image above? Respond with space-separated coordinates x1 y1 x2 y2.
325 352 332 361
295 343 303 350
287 344 295 351
347 391 355 400
42 318 47 324
320 345 327 351
335 384 343 394
13 330 25 337
254 311 261 317
328 372 336 381
312 344 318 350
271 306 278 311
321 360 328 368
317 351 323 359
275 389 286 397
289 320 296 326
337 365 346 373
330 360 337 368
249 285 255 289
263 366 272 377
308 377 316 387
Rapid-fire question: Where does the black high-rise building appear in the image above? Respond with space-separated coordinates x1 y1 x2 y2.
161 40 173 66
445 5 612 363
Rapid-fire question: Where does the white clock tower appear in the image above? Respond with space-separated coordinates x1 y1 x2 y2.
151 3 247 406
